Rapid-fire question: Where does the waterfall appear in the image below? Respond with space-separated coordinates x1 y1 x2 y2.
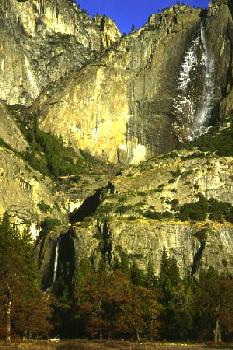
192 24 215 137
173 23 215 141
53 239 59 284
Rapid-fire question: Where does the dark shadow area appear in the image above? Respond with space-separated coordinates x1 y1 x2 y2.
191 240 206 275
199 9 208 19
58 227 75 284
69 182 115 224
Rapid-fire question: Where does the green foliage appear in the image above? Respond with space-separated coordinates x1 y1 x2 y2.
22 117 79 177
194 267 233 341
178 194 233 223
143 210 173 220
130 260 144 286
0 212 52 338
208 198 233 223
98 220 112 265
38 201 51 213
159 250 180 298
40 218 61 234
0 138 15 152
21 115 104 178
73 267 160 340
51 246 233 342
115 205 133 214
170 169 182 177
179 193 209 221
183 115 233 156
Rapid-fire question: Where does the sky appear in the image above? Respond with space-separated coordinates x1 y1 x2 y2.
76 0 210 33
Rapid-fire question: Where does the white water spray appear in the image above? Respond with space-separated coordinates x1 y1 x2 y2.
53 240 59 284
173 23 215 141
192 24 215 137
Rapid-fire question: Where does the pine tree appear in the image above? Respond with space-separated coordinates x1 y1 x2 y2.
0 213 51 341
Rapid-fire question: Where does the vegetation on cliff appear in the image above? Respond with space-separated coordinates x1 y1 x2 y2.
20 115 107 179
184 115 233 156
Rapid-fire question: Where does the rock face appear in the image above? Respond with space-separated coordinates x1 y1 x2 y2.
1 0 233 283
207 0 233 119
36 1 233 163
0 0 121 106
38 151 233 287
1 0 233 162
38 5 202 163
0 102 27 152
0 146 67 236
0 105 68 236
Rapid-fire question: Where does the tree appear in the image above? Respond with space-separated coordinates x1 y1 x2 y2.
0 213 52 342
194 268 233 343
158 250 194 340
159 250 180 302
74 268 161 340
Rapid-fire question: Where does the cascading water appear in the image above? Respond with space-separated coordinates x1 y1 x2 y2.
173 22 215 141
192 24 215 137
53 239 59 284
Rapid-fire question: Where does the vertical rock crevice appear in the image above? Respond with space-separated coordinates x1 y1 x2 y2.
191 226 209 276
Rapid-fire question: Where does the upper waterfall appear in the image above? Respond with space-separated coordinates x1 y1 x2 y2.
192 24 215 137
173 22 215 142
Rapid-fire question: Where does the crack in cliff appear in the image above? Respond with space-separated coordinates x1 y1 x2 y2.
191 240 206 275
191 226 209 275
97 220 112 265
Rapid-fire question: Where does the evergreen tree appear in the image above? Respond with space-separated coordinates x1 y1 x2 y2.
194 268 233 343
0 213 51 341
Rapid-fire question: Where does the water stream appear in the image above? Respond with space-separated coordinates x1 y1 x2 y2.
53 239 59 284
192 24 215 137
173 22 215 141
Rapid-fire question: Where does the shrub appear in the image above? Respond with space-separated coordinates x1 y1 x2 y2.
20 114 104 178
38 201 51 213
178 194 233 223
182 114 233 156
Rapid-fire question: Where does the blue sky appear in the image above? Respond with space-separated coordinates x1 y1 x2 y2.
76 0 209 33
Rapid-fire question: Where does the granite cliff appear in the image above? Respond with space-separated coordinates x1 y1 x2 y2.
35 0 233 163
0 0 121 105
0 0 233 284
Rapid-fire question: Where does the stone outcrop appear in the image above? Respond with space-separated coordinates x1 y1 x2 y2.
2 0 233 163
0 0 121 105
0 146 68 237
0 102 27 152
207 0 233 120
72 219 233 277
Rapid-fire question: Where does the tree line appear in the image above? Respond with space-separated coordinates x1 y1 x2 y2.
53 251 233 343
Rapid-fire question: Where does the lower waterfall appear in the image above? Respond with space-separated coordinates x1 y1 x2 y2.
53 239 59 284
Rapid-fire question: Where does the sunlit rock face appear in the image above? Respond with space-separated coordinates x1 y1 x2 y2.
38 5 202 163
1 0 233 163
0 146 66 234
0 102 27 152
37 1 233 163
37 152 233 281
0 0 121 105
